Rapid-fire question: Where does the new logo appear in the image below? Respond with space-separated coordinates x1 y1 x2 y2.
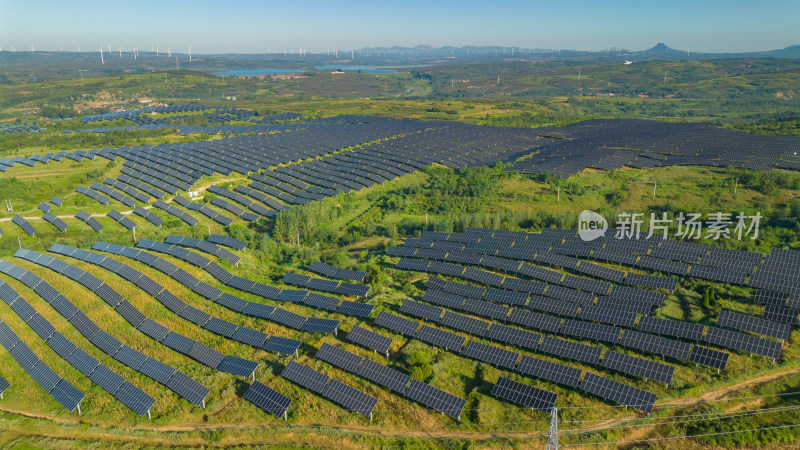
578 210 608 241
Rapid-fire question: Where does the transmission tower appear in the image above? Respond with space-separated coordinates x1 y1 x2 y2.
546 407 558 450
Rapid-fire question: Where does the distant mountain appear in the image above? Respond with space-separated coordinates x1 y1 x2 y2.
353 43 800 60
645 43 679 54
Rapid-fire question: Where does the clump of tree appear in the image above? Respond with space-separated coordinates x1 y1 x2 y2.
702 286 721 311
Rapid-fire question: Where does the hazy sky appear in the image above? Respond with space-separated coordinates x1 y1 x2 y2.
1 0 797 54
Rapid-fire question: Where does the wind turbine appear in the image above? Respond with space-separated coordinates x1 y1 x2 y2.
167 48 171 58
30 43 35 52
119 47 123 58
99 47 104 64
156 47 159 56
78 69 88 81
189 47 192 61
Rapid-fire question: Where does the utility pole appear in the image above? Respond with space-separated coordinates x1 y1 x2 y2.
653 180 657 198
734 177 738 196
546 407 558 450
557 186 560 202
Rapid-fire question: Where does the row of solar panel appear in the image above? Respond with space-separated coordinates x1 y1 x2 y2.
6 252 212 406
314 344 468 419
165 234 240 265
283 272 370 297
91 241 340 334
0 280 155 416
0 317 85 412
48 244 303 358
134 239 373 321
373 311 656 413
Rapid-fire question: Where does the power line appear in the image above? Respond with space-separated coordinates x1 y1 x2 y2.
561 404 800 434
562 422 800 447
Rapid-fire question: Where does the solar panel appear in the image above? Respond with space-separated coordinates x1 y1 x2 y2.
276 289 308 302
539 336 602 365
492 377 557 414
316 343 364 373
461 340 520 369
28 314 56 340
762 305 799 325
517 355 582 387
561 319 620 344
439 311 489 336
271 308 307 330
137 319 170 341
304 293 341 311
601 351 675 385
302 317 339 334
704 326 782 360
717 310 791 341
243 381 292 419
283 273 311 286
323 378 378 418
113 382 156 417
578 306 638 328
242 301 276 320
404 379 466 420
336 282 370 297
216 356 259 377
0 374 9 397
204 318 238 338
179 305 212 327
114 345 149 370
165 371 210 406
262 336 302 356
637 316 704 341
346 325 392 355
485 324 541 351
231 327 270 348
356 357 410 393
49 379 85 412
66 348 99 376
281 361 330 394
400 299 443 322
189 342 226 368
462 297 510 321
29 361 61 393
161 332 196 354
140 357 177 384
89 364 126 393
687 345 729 370
415 325 466 352
620 330 691 360
579 372 656 414
507 309 561 333
375 312 419 336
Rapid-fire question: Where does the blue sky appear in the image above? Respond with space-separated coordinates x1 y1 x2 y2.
1 0 797 54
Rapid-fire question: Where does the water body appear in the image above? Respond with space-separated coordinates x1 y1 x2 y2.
214 69 309 76
213 65 415 76
314 65 398 73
